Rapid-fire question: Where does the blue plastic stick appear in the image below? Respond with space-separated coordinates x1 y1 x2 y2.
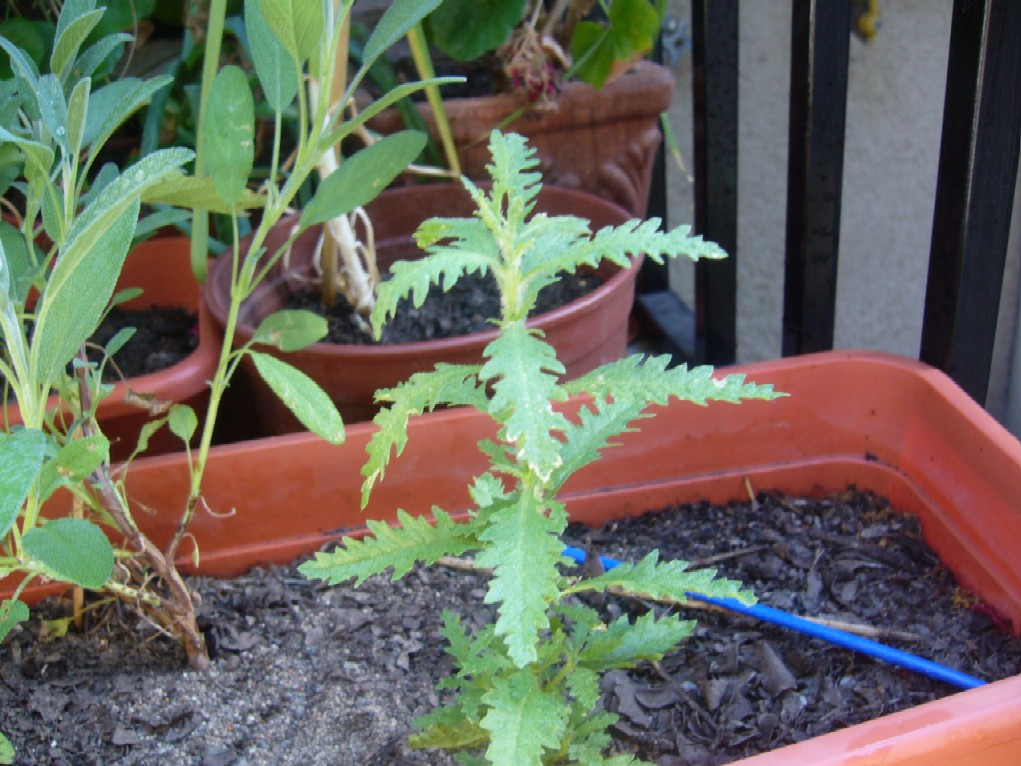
561 546 986 691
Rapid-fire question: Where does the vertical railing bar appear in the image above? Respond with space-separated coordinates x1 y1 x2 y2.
782 0 851 356
920 0 1021 404
692 0 739 365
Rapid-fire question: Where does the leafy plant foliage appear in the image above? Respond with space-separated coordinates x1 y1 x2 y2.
301 131 784 765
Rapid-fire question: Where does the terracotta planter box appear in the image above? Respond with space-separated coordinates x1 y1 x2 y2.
204 183 641 428
370 60 675 217
3 236 220 460
11 351 1021 764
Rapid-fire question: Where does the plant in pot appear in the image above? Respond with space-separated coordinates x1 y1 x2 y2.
299 129 784 765
0 0 449 758
366 0 675 216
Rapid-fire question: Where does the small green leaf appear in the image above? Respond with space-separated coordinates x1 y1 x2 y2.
141 174 265 213
0 729 13 765
103 326 136 358
74 32 132 79
245 0 298 112
0 598 28 643
52 433 109 481
23 517 114 589
204 65 254 208
259 0 323 65
168 404 198 444
0 429 48 537
300 131 427 229
252 309 328 352
249 351 344 444
82 76 173 156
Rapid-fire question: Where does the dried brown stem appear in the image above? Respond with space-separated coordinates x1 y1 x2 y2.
75 350 209 669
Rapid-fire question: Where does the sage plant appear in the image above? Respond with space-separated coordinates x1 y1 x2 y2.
301 131 784 766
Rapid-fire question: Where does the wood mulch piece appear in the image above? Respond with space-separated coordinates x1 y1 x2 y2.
1 490 1018 765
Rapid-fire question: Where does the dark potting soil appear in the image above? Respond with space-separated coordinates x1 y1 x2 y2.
2 490 1018 766
88 306 199 381
287 271 601 345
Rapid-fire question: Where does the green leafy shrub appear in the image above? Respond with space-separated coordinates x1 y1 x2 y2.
301 130 784 766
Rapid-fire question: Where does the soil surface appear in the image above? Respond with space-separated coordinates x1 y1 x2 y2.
2 490 1018 765
287 271 600 345
89 307 199 381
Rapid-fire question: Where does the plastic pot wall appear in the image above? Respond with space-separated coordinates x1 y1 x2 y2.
12 351 1021 765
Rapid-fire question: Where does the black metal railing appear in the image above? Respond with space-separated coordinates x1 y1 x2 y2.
641 0 1021 406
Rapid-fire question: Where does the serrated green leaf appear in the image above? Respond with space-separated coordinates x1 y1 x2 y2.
0 598 29 644
252 309 327 351
168 404 198 444
363 0 442 67
249 351 344 444
205 65 254 208
481 668 566 766
299 508 476 586
0 729 13 765
565 354 785 408
300 130 426 230
548 396 647 494
50 7 103 82
475 494 566 667
577 611 695 673
371 231 495 337
23 517 114 589
480 323 569 482
409 715 488 751
259 0 323 65
0 428 48 537
572 550 754 606
361 364 485 505
426 0 526 61
245 0 298 112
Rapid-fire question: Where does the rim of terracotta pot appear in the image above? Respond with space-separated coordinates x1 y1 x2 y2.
203 183 642 359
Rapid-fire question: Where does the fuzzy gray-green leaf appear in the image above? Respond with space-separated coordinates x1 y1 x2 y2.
22 517 114 589
249 351 344 444
50 7 103 82
300 130 426 230
363 0 443 68
245 0 298 112
205 65 254 208
0 429 48 537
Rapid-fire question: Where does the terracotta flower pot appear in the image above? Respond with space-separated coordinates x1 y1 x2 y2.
8 350 1021 763
369 60 675 217
3 236 220 460
203 183 642 429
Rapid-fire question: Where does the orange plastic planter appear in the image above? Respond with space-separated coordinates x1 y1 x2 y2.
3 236 220 459
9 351 1021 764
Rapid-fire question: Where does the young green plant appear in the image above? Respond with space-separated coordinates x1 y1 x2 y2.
300 130 784 766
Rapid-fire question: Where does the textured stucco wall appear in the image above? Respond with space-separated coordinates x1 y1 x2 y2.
664 0 958 363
